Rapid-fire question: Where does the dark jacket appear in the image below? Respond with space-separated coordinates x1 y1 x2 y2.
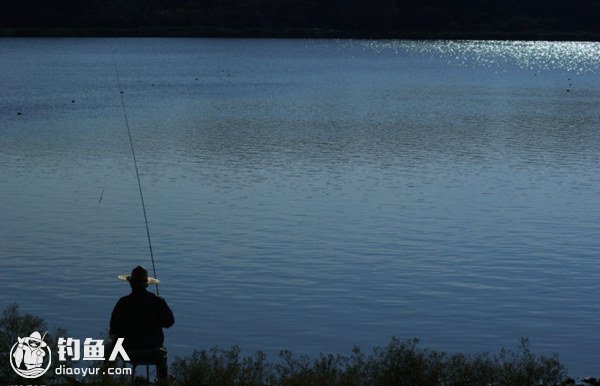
110 287 175 350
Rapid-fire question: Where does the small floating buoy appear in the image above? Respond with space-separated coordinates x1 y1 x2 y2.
120 91 124 94
71 99 75 103
566 89 570 92
17 112 21 115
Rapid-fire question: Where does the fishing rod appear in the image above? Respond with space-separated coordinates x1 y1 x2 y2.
115 66 160 295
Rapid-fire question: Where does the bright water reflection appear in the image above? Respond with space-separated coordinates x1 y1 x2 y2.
1 38 599 375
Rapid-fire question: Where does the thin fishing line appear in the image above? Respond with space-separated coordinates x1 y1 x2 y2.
96 188 105 213
115 65 160 295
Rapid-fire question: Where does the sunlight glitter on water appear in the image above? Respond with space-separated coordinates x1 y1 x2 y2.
358 40 600 73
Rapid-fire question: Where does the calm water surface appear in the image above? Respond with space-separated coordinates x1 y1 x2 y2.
1 38 599 375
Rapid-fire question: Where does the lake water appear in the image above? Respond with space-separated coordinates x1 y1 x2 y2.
1 38 599 376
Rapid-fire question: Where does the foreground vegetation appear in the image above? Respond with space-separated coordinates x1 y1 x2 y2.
166 338 567 386
1 303 569 385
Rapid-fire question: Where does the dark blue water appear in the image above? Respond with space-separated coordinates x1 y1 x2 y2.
1 38 599 375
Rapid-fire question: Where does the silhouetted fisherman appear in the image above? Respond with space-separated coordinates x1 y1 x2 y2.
110 265 174 380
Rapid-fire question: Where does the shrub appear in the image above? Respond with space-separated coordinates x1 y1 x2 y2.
171 346 272 386
170 337 566 386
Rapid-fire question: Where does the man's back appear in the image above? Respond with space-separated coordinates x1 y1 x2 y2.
110 287 175 350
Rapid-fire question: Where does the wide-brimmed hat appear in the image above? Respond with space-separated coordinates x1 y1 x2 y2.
118 265 160 285
27 331 47 344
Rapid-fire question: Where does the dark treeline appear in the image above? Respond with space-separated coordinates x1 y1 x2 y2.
1 0 599 39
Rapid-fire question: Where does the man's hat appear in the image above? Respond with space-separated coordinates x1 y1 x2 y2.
27 331 47 343
118 265 160 285
22 331 48 347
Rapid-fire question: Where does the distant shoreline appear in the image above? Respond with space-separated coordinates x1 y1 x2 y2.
1 27 599 41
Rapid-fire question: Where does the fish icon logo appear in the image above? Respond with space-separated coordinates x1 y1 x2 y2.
10 331 52 378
